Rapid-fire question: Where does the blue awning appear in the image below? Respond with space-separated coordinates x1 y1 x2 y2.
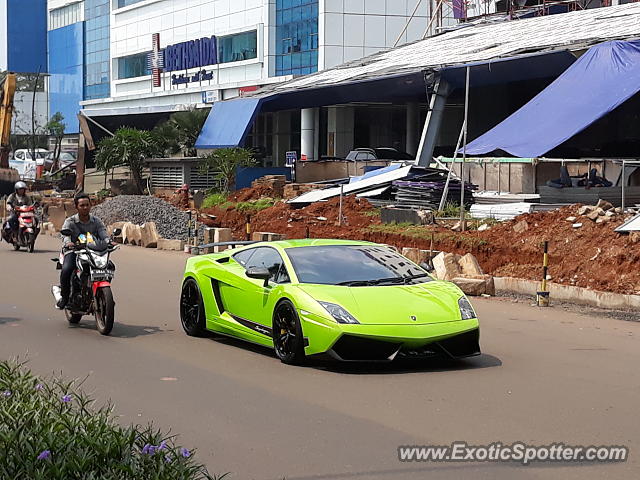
195 98 262 149
464 40 640 157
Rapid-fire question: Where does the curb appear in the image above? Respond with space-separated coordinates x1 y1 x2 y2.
494 277 640 310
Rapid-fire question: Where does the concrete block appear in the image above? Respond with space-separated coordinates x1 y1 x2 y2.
158 238 185 251
108 222 126 243
577 205 594 216
381 208 433 225
252 232 286 242
214 228 233 253
47 206 66 231
451 277 487 296
140 222 159 248
122 223 142 246
565 216 577 222
459 253 484 277
401 247 439 266
432 252 461 281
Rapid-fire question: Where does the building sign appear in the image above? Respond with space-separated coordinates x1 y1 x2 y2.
171 69 215 86
150 33 163 87
164 36 218 72
202 90 220 104
285 151 297 167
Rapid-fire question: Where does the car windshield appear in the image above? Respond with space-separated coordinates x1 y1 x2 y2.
286 245 431 286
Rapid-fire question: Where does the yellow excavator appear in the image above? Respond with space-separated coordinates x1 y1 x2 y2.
0 72 20 196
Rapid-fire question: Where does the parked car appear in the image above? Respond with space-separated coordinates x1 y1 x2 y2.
46 151 77 170
12 149 50 165
345 147 414 161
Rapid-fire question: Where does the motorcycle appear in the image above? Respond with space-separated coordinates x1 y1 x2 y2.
2 205 40 252
51 228 121 335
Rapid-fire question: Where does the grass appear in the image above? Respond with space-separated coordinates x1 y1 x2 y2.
234 198 277 213
202 193 228 209
0 359 226 480
362 209 381 217
367 222 488 248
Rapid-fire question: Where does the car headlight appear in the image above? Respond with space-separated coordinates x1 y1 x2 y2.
458 296 476 320
93 254 108 269
317 301 360 324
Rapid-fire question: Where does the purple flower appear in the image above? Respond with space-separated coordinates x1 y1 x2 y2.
158 440 167 451
164 454 172 463
61 394 72 403
35 383 43 391
142 443 157 455
180 448 191 458
37 450 51 460
2 390 11 397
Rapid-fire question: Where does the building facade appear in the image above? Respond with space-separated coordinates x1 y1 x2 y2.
1 0 49 135
46 0 446 135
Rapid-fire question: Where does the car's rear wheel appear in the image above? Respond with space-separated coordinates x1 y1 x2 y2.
180 278 206 337
272 299 305 365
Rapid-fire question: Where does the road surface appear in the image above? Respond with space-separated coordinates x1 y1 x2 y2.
1 234 638 479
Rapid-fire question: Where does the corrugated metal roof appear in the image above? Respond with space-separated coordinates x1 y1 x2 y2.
266 4 640 94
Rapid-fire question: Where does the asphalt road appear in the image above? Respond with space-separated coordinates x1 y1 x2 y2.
1 234 639 480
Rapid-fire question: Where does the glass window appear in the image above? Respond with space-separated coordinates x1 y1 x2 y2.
286 245 430 286
233 249 256 267
49 2 82 31
244 247 289 284
117 53 151 79
218 31 258 64
84 0 110 100
274 0 318 76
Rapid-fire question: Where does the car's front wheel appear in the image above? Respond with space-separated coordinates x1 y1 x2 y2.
272 299 305 365
180 278 207 337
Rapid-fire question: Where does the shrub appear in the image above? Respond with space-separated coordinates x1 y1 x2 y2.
202 193 229 209
0 360 225 480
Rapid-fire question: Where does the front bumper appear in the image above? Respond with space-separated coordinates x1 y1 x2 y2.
301 315 480 361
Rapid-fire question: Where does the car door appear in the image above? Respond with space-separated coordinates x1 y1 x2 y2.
219 247 290 337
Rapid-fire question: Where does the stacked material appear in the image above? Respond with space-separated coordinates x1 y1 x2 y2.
251 175 287 197
393 179 475 209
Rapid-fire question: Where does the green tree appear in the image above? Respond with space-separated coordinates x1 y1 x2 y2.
157 108 209 157
151 120 181 157
95 128 160 194
200 147 257 193
46 112 66 169
94 135 124 189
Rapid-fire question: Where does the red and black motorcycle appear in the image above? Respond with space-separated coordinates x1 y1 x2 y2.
2 205 40 252
51 228 121 335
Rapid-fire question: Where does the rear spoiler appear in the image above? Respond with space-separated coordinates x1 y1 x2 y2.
194 240 258 253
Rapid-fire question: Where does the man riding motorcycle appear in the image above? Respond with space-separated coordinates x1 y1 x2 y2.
5 181 35 235
56 193 110 310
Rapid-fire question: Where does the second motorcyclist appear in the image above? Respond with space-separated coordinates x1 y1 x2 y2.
56 193 110 309
5 181 35 236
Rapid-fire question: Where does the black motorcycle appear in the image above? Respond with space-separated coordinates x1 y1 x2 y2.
51 228 121 335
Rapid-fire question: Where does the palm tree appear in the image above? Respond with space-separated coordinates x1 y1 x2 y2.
200 147 256 193
157 108 210 157
95 128 160 194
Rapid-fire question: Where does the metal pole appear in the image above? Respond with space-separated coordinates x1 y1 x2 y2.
438 120 465 212
621 160 626 212
460 66 470 231
338 184 344 226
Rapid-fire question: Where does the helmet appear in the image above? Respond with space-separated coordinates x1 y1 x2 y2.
14 181 27 191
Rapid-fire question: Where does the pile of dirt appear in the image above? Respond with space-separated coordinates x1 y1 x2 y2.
202 190 640 295
229 184 280 202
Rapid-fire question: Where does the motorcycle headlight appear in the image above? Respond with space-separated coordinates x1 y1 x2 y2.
93 254 108 269
317 301 360 324
458 296 476 320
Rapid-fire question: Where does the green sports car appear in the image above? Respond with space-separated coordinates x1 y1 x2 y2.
180 239 480 364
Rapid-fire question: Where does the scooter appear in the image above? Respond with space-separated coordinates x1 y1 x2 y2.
51 228 121 335
2 205 40 252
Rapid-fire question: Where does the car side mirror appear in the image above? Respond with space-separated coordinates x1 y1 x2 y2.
112 228 122 236
60 228 72 237
246 267 271 287
420 261 434 272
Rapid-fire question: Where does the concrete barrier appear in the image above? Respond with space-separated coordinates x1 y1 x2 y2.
495 277 640 310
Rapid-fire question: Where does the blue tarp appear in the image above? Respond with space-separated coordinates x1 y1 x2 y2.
464 40 640 157
195 98 262 149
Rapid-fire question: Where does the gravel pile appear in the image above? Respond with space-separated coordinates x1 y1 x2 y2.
93 195 202 241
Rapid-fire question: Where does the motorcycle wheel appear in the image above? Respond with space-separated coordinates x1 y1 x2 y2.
95 287 115 336
13 242 20 251
65 310 82 324
28 233 35 253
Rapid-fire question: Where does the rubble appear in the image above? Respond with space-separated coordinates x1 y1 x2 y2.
93 195 200 241
432 252 494 296
251 175 287 198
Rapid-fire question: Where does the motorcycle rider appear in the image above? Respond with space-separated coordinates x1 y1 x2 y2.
56 193 110 309
5 181 35 235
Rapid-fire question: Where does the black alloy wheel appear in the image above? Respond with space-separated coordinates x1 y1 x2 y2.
180 278 206 337
272 299 305 365
95 286 115 335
